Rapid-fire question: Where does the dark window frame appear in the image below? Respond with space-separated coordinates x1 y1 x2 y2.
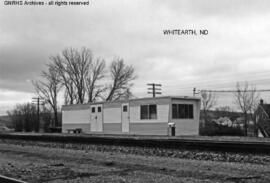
172 104 193 119
91 107 95 113
123 105 128 112
98 106 102 112
140 105 149 119
140 104 157 120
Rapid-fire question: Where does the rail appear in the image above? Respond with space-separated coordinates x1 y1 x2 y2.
0 175 28 183
1 133 270 154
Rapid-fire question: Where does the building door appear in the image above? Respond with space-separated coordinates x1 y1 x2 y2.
121 103 129 132
90 105 103 132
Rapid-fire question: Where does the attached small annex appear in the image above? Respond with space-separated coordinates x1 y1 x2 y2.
62 96 201 135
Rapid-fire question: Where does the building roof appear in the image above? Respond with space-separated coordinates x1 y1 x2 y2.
62 95 200 111
129 96 201 101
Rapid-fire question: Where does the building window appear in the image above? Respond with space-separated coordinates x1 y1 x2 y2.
172 104 193 119
172 104 178 119
123 105 128 112
149 105 157 119
91 107 95 113
140 104 157 119
98 107 102 112
141 105 148 119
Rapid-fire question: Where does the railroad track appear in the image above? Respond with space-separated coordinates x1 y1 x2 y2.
0 133 270 154
0 175 27 183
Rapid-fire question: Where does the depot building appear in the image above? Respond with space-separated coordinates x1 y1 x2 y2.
61 96 201 136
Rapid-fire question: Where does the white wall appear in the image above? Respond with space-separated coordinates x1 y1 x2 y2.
130 104 169 123
103 107 121 123
170 99 201 135
62 109 90 124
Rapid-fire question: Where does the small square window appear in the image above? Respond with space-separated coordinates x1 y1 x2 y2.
91 107 95 113
98 107 102 112
140 104 157 120
123 105 128 112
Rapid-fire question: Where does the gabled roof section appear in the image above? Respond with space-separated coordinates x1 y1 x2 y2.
170 96 201 101
130 96 200 102
62 95 200 111
62 103 90 111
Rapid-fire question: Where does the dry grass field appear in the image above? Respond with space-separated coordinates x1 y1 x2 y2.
0 139 270 183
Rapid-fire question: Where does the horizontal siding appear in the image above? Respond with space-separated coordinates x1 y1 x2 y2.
63 110 90 124
62 104 90 111
103 102 122 108
103 108 121 123
171 97 200 101
130 104 169 123
130 98 170 106
170 99 200 135
130 123 168 135
174 121 199 135
62 123 90 133
171 99 198 105
103 123 122 133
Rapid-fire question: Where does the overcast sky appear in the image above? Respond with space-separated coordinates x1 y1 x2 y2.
1 0 270 115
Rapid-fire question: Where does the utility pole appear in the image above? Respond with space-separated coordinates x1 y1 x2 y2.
32 97 45 132
193 87 201 96
147 83 162 98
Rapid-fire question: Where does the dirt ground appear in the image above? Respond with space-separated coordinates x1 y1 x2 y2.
0 141 270 183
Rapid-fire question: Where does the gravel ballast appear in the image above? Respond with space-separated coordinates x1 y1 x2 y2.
1 139 270 182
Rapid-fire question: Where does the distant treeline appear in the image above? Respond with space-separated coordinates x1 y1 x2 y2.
6 103 62 132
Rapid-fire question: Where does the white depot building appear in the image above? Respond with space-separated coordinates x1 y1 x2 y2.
62 96 201 136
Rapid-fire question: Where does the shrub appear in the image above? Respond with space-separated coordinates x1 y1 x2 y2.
200 121 244 136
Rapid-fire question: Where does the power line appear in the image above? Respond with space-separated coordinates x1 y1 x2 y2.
197 89 270 93
140 71 270 89
147 83 162 98
193 87 200 96
165 78 270 88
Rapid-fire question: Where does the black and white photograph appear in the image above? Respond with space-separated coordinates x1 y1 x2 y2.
1 0 270 182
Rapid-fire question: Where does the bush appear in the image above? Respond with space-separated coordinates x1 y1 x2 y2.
200 121 244 136
7 103 37 132
7 103 62 133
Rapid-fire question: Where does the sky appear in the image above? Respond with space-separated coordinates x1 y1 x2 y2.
1 0 270 115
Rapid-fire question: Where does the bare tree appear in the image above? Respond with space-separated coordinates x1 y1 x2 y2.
85 58 106 102
201 91 217 123
62 47 91 104
32 64 61 127
50 55 77 105
234 81 259 136
106 58 136 101
47 48 137 104
50 47 92 104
